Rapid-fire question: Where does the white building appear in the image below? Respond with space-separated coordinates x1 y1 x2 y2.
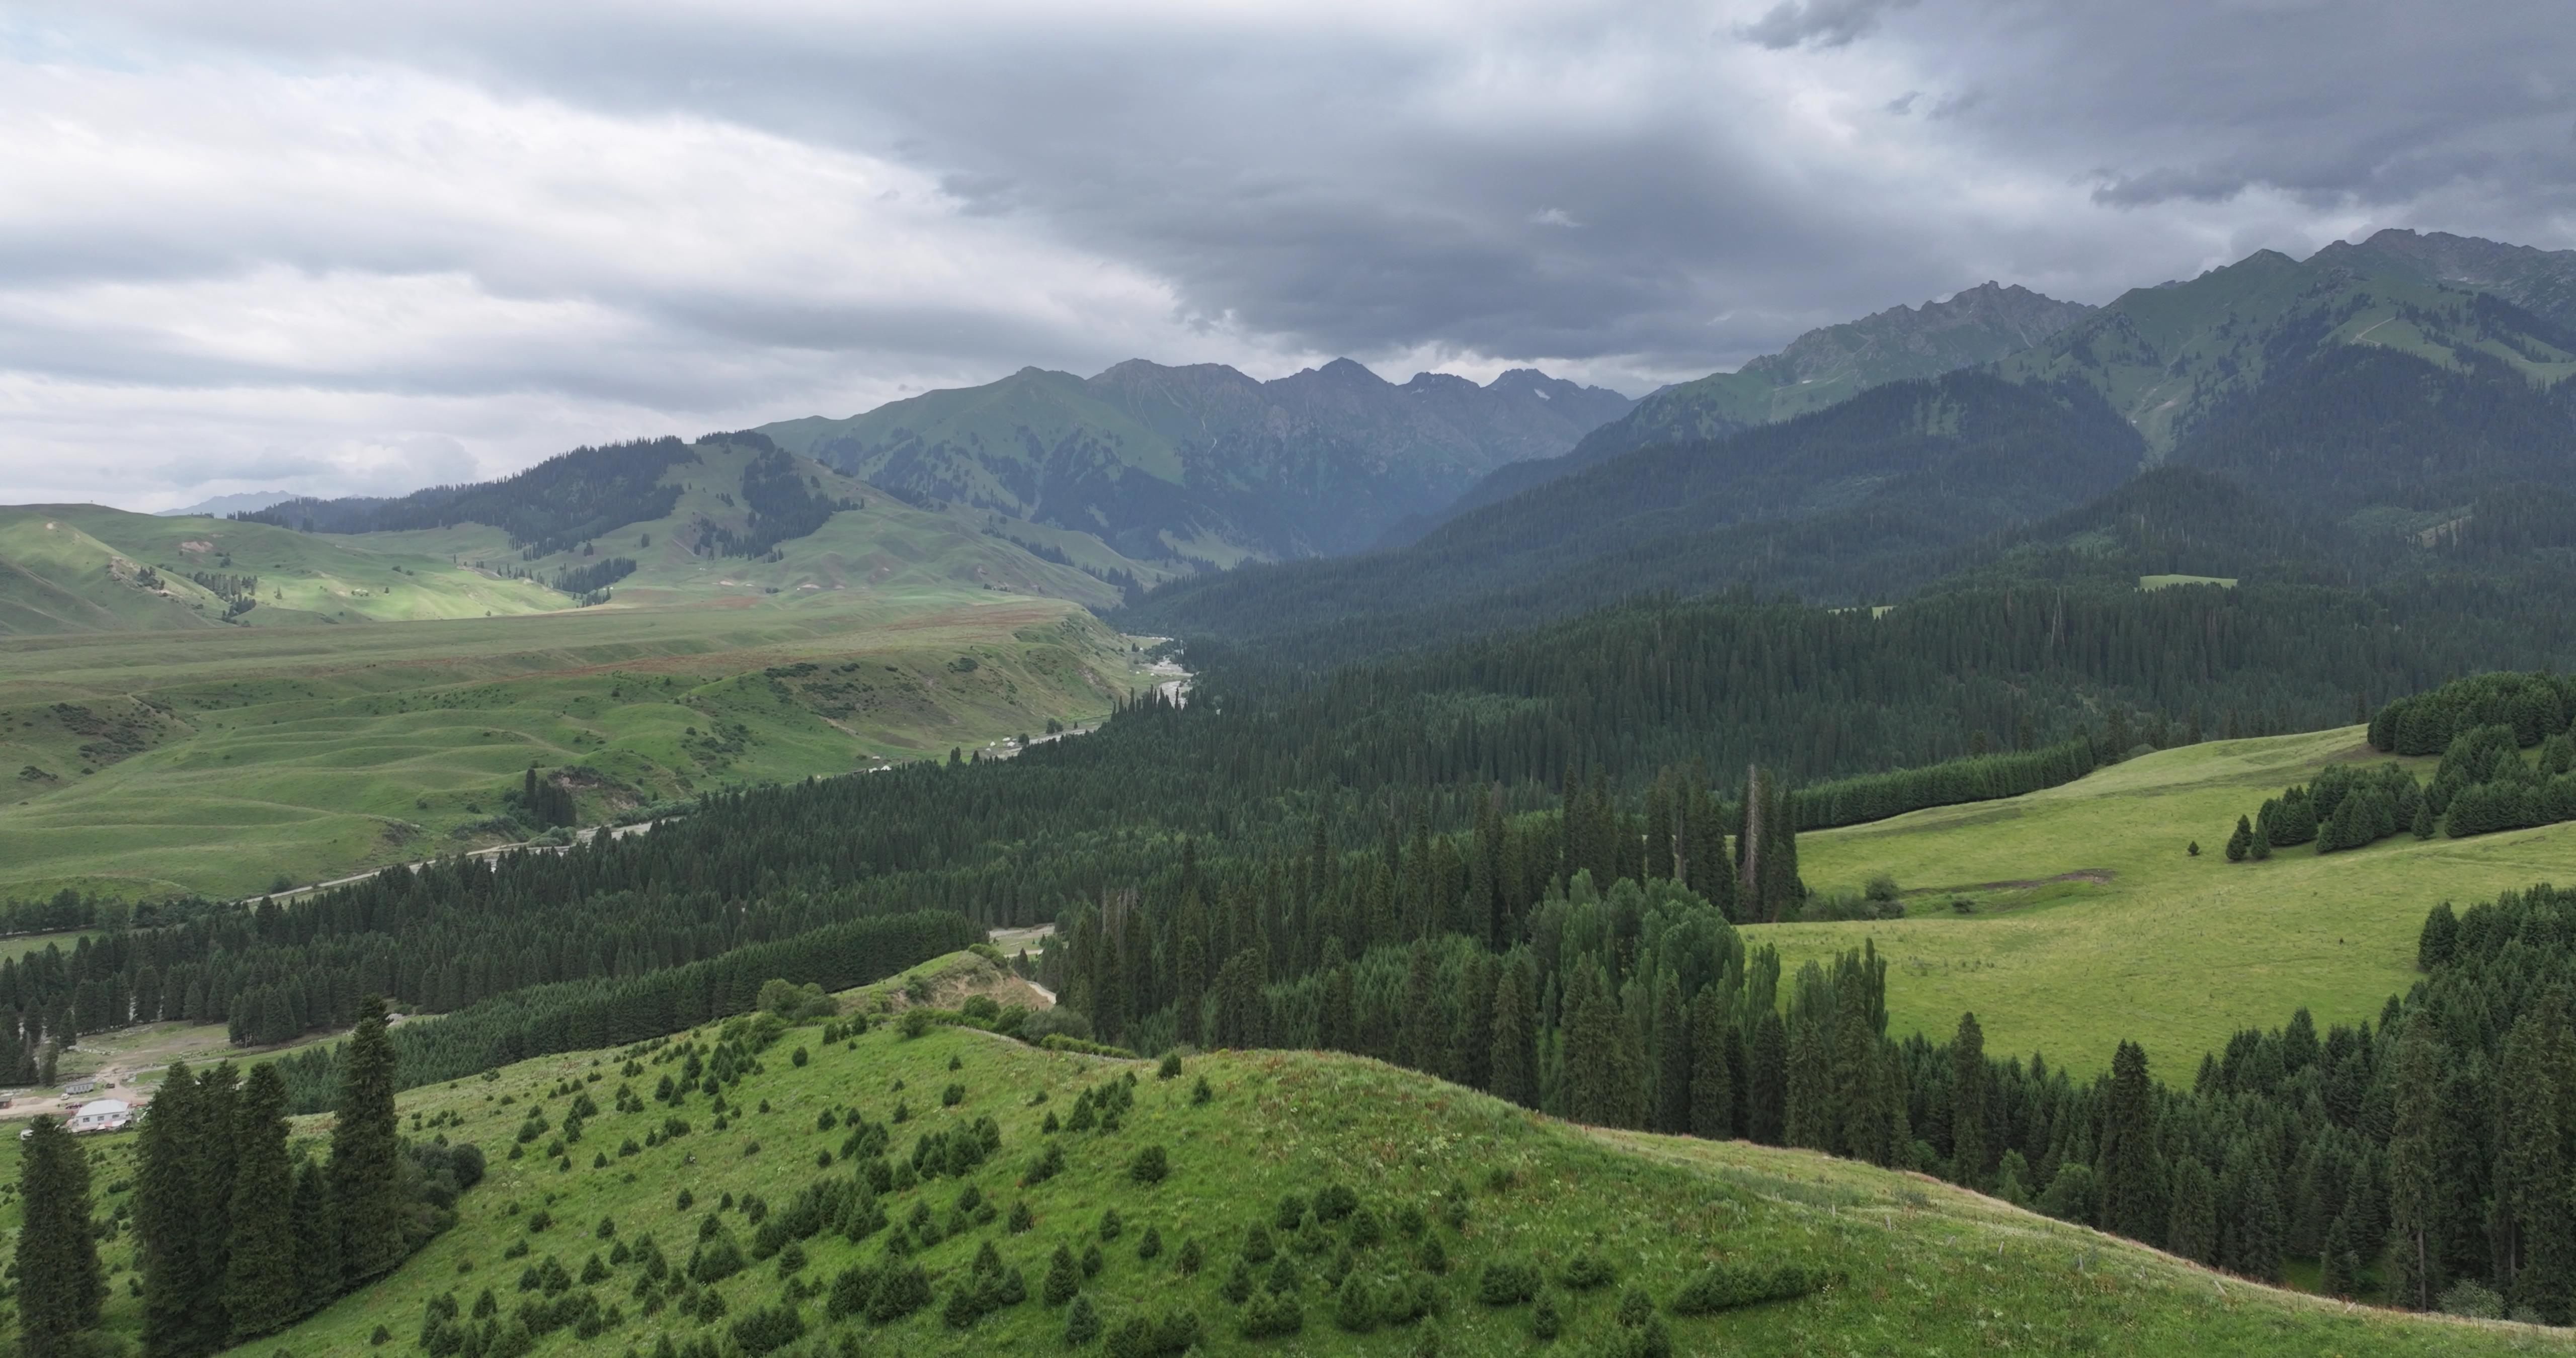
66 1098 132 1133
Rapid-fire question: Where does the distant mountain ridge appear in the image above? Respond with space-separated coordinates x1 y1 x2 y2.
1128 229 2576 659
1396 281 2096 538
2001 234 2576 455
759 359 1633 563
155 490 295 518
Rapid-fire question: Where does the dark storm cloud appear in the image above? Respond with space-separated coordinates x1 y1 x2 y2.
5 0 2574 505
1739 0 1922 50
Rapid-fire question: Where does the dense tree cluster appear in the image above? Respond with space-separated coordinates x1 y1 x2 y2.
242 438 698 555
695 445 860 558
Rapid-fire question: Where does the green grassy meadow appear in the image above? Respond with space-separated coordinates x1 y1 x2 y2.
1761 727 2575 1078
0 592 1154 902
7 958 2560 1357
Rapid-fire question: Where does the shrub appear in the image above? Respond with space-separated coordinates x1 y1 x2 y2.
729 1305 805 1355
1190 1076 1213 1105
1667 1262 1833 1315
1561 1252 1615 1291
864 1263 931 1323
1313 1183 1358 1222
942 1082 966 1108
1044 1246 1082 1305
1243 1222 1275 1264
1220 1258 1255 1304
1476 1260 1540 1307
1082 1244 1104 1278
1065 1294 1102 1346
1176 1236 1202 1275
900 1009 934 1039
1531 1290 1563 1340
1099 1208 1124 1241
1239 1290 1304 1338
1129 1145 1169 1184
1009 1200 1034 1234
1333 1274 1378 1333
1137 1226 1163 1261
1156 1052 1182 1080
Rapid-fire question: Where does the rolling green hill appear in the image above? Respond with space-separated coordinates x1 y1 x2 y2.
1767 726 2576 1079
0 438 1186 902
9 967 2552 1357
0 505 568 634
0 591 1154 902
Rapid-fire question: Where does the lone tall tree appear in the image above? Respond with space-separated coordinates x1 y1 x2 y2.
332 995 408 1283
225 1064 301 1340
17 1116 105 1358
1949 1012 1987 1190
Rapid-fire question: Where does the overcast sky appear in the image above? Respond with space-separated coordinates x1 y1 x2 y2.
4 1 2571 508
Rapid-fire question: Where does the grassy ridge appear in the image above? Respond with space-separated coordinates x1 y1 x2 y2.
6 968 2555 1356
0 594 1152 901
1764 727 2575 1076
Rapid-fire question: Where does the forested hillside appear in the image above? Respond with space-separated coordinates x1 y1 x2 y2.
1125 371 2147 648
1393 282 2095 539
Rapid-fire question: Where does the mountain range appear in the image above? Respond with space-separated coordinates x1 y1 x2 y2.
1127 228 2576 656
758 359 1633 562
51 226 2574 653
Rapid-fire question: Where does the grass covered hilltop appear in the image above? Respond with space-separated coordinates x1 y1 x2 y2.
5 949 2552 1358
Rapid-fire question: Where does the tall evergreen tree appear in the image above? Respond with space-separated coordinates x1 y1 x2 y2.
225 1064 301 1340
2387 1025 2448 1310
292 1159 342 1319
2166 1157 2218 1265
2499 1008 2576 1322
2096 1041 2161 1245
16 1116 104 1358
1651 974 1691 1134
332 996 408 1284
1744 1009 1788 1145
1687 987 1735 1140
1489 958 1538 1109
138 1062 217 1358
1950 1012 1987 1189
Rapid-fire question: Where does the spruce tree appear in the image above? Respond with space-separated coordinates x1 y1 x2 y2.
1744 1009 1788 1145
1488 959 1538 1109
1949 1012 1987 1189
292 1159 342 1318
2096 1042 2161 1245
2166 1156 2218 1265
1686 988 1735 1140
138 1061 215 1358
2225 815 2253 863
1651 976 1691 1134
332 995 409 1284
2499 1011 2575 1322
17 1116 105 1358
224 1064 301 1340
2386 1026 2448 1310
183 1063 243 1353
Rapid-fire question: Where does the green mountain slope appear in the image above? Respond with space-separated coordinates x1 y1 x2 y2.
762 360 1634 562
1126 370 2144 648
2326 227 2576 331
13 976 2542 1357
0 504 568 634
2001 246 2576 455
1410 283 2097 534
